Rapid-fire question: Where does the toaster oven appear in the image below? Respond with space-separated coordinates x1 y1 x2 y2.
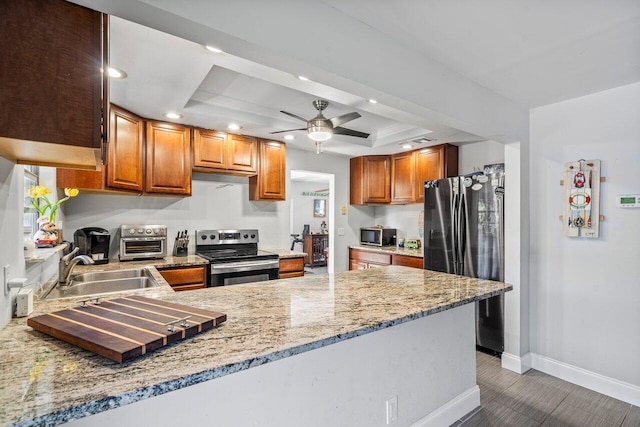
119 224 167 261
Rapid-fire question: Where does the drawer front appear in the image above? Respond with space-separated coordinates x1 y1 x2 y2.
349 249 391 265
391 255 423 269
279 257 305 274
170 283 206 292
279 271 304 279
158 266 206 285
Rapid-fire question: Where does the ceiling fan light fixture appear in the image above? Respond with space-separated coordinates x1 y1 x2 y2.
308 128 332 141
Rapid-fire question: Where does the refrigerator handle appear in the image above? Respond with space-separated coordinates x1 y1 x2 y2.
452 192 460 275
458 192 467 275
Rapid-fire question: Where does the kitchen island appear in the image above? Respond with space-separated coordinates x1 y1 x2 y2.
0 266 511 426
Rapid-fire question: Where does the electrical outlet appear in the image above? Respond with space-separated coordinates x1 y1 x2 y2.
337 227 345 236
386 396 398 424
341 206 347 215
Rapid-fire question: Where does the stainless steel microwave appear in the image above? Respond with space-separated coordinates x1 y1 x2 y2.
360 228 397 246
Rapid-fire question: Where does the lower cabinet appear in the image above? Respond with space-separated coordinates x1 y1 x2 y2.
157 265 206 292
279 257 305 279
349 248 423 270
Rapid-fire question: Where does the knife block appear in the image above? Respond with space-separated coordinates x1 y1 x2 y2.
172 239 188 257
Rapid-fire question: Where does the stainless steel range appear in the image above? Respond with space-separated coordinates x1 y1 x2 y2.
195 229 279 287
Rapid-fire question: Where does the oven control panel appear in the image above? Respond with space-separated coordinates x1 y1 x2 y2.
196 229 259 245
120 224 167 237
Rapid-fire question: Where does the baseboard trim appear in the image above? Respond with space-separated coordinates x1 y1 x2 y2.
410 385 480 427
501 351 532 374
531 353 640 406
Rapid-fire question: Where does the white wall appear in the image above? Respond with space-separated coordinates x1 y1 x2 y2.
64 148 369 273
529 82 640 389
290 180 329 236
458 140 505 175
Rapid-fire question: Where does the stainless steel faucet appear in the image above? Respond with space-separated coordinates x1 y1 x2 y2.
59 247 95 286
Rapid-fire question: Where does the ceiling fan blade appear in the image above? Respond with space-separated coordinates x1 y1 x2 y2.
280 110 309 123
270 128 306 134
329 112 361 128
333 126 370 139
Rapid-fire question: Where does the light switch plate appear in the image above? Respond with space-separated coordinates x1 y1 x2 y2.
337 227 345 236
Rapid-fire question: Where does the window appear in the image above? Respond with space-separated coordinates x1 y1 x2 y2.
24 165 40 237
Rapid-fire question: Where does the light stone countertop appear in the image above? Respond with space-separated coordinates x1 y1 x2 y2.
263 248 307 259
349 244 424 258
0 266 511 426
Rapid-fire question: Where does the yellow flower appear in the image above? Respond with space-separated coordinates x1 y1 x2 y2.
28 185 51 199
64 188 79 197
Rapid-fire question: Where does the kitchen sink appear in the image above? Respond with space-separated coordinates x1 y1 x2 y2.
44 268 161 300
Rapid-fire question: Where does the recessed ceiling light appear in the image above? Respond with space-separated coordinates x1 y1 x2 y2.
368 99 378 104
284 135 295 141
204 45 223 53
297 75 310 81
401 143 413 149
228 123 241 131
108 67 127 79
164 112 182 119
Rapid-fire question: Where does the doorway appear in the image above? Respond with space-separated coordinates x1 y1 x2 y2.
290 170 335 274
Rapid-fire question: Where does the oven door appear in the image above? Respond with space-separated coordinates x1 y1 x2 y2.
209 259 279 286
120 237 167 260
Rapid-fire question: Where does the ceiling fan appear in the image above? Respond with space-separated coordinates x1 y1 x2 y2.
271 100 370 144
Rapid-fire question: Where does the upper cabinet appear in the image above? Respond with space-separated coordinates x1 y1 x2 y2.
413 144 458 203
249 140 286 201
145 121 192 196
0 0 107 169
58 105 191 196
351 144 458 205
391 151 416 204
193 129 257 175
350 155 392 205
107 105 145 192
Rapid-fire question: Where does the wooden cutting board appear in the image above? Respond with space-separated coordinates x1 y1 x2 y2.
27 295 226 363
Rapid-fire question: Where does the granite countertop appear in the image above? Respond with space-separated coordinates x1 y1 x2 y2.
0 266 511 426
349 244 424 258
264 249 307 259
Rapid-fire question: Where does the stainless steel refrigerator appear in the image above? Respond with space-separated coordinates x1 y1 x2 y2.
423 164 505 353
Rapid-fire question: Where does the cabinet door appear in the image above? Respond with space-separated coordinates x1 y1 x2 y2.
363 156 391 203
0 0 107 168
193 128 228 171
351 156 391 205
158 266 206 291
145 121 192 195
107 105 144 192
228 134 257 174
392 254 424 269
391 151 416 204
279 257 305 278
414 147 443 203
349 260 369 270
249 140 286 201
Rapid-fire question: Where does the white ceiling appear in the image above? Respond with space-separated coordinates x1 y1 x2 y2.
325 0 640 108
107 1 640 157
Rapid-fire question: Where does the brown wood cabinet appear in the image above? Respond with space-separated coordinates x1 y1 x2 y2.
158 265 206 292
352 144 458 205
349 248 423 270
303 234 328 268
414 144 458 203
348 248 391 269
249 140 286 201
0 0 107 169
107 105 145 192
193 129 257 175
145 121 192 195
350 155 392 205
57 105 144 193
391 254 424 269
279 257 305 279
391 151 416 204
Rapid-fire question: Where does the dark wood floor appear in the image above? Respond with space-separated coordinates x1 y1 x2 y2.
452 352 640 426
